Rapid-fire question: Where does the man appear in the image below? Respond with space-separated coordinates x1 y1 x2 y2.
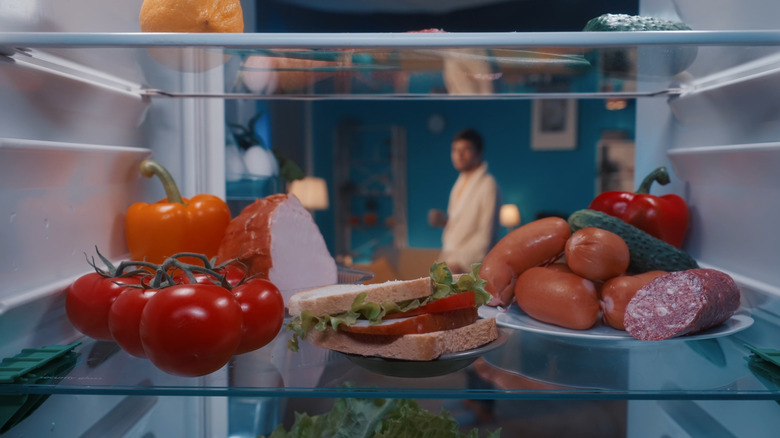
428 129 501 274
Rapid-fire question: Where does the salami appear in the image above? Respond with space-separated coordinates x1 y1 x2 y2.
624 269 741 341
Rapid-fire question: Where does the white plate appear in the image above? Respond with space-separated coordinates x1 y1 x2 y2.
478 306 754 344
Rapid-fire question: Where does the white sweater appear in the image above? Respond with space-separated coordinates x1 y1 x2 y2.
440 161 500 270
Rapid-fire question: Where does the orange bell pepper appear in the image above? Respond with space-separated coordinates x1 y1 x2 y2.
126 159 231 265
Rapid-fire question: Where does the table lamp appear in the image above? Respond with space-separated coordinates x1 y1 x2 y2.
289 176 329 211
500 204 521 230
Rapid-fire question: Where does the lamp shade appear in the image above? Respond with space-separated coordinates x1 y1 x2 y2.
499 204 521 228
289 176 329 210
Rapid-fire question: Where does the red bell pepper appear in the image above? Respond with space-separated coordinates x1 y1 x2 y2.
589 166 689 248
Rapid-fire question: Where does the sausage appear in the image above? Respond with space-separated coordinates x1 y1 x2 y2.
479 217 570 306
514 266 600 330
546 262 574 274
600 271 666 330
624 269 741 340
565 227 630 281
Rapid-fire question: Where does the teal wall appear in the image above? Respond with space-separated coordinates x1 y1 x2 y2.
306 99 635 254
253 0 640 258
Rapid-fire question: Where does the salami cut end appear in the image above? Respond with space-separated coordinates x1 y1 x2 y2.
624 269 740 341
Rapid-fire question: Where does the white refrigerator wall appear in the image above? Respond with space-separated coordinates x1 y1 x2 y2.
632 1 780 437
0 1 233 436
637 0 780 287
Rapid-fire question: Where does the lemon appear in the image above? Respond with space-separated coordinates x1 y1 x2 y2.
139 0 243 71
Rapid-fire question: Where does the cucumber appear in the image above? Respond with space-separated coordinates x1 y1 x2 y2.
568 209 699 274
582 14 697 76
583 14 691 32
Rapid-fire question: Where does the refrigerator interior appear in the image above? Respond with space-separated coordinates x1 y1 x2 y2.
2 0 780 437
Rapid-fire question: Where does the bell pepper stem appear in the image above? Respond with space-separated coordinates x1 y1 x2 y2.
139 159 185 205
636 166 671 194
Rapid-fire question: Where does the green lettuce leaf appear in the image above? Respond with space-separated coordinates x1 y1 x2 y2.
375 399 501 438
430 262 491 306
263 397 501 438
265 397 399 438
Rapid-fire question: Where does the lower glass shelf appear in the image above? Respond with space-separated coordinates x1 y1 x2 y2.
1 311 779 401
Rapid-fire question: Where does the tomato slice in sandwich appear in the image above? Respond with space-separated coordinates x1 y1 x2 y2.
384 291 476 320
339 307 478 336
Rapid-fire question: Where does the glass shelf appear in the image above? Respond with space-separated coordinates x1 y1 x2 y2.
3 31 780 100
1 307 778 401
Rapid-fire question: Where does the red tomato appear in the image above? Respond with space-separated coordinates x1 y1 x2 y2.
341 308 478 336
384 291 476 320
66 273 144 341
139 284 243 377
231 278 285 355
174 263 246 287
108 287 158 358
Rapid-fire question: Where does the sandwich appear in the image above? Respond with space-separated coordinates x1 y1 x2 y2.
286 263 499 361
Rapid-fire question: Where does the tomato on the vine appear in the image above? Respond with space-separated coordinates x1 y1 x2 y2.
108 287 158 358
139 284 243 377
231 278 285 354
173 263 246 287
66 272 144 341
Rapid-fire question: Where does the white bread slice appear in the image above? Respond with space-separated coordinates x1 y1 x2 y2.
288 276 433 317
306 317 499 361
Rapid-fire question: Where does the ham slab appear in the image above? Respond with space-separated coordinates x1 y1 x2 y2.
217 193 338 303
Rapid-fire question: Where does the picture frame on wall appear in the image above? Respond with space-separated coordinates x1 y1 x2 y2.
531 99 578 150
